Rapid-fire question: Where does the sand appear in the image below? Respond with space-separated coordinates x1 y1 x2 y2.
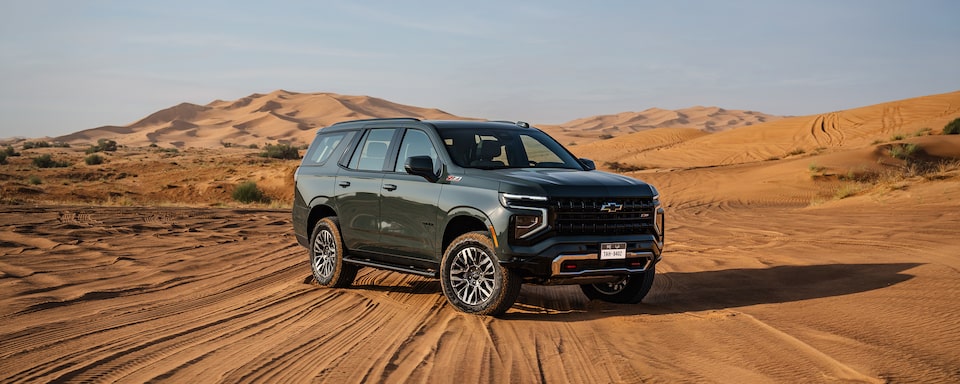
2 90 959 382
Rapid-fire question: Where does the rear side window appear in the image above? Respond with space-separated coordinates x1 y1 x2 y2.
303 131 354 165
347 128 398 171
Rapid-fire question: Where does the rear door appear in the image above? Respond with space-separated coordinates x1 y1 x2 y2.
335 128 399 253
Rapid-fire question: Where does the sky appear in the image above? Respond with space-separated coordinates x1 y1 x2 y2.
1 0 958 138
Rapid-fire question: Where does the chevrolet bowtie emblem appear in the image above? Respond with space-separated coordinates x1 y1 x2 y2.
600 202 623 213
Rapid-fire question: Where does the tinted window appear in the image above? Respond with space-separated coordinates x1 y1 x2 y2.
303 131 354 165
438 128 582 169
348 128 397 171
394 129 439 173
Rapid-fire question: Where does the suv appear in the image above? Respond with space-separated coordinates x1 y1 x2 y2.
293 118 664 315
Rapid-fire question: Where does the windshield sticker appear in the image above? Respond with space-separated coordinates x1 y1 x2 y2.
446 175 462 182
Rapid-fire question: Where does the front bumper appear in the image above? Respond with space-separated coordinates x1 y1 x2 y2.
500 235 662 285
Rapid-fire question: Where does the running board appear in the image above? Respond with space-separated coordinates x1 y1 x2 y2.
344 258 438 278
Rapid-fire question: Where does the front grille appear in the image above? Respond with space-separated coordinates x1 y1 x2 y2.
552 197 656 235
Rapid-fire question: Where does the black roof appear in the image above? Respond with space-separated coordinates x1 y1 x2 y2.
323 118 532 132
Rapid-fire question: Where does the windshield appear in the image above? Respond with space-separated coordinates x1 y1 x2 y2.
438 127 583 170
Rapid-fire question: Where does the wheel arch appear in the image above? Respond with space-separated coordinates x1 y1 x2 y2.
307 200 338 236
441 209 490 256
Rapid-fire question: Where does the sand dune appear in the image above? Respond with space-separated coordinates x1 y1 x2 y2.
557 106 781 135
54 90 472 149
589 91 960 169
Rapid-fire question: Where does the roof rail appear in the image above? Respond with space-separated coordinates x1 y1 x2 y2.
331 117 421 126
488 120 531 128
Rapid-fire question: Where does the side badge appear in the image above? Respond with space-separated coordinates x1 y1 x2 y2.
446 175 463 182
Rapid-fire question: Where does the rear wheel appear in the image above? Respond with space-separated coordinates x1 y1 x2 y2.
440 232 521 316
310 217 358 288
580 264 656 304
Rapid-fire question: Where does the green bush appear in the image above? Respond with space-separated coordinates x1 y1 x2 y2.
945 118 960 135
86 138 118 154
232 181 268 203
0 152 6 165
260 143 300 160
28 175 42 185
84 154 104 165
3 145 20 157
22 141 51 150
32 154 70 168
889 143 920 160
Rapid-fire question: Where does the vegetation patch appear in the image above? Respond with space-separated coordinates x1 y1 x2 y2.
604 161 646 172
86 139 118 154
232 181 269 203
84 154 105 165
32 154 71 168
944 117 960 135
260 143 300 160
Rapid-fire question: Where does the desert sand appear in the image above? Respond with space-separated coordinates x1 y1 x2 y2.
1 91 959 382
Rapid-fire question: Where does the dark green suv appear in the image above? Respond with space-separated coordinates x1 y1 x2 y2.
293 118 664 315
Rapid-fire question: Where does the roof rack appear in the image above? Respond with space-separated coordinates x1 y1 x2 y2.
331 117 421 126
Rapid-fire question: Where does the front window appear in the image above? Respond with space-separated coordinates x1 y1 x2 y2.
438 128 582 170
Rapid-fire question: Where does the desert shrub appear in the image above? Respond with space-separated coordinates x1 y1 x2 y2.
86 138 118 154
604 161 646 172
913 128 933 137
945 118 960 135
787 148 805 156
32 154 70 168
889 143 920 160
232 181 268 203
260 143 300 160
22 141 51 150
52 141 71 148
0 152 6 165
2 145 19 157
889 133 905 141
84 154 104 165
598 134 615 140
28 175 42 185
247 143 259 149
808 163 826 173
149 143 159 148
222 142 234 148
834 183 866 200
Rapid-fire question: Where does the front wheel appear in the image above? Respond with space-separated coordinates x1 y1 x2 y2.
580 264 656 304
309 217 358 288
440 232 521 316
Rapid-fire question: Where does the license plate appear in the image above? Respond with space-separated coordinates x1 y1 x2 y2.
600 242 627 260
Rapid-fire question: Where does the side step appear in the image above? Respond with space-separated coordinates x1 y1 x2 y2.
344 257 438 278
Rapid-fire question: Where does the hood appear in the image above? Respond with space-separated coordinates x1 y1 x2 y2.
465 168 657 198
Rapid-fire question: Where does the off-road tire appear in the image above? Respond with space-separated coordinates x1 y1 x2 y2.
440 231 521 316
309 217 358 288
580 264 656 304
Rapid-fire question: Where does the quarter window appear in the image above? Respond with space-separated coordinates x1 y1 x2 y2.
302 131 354 165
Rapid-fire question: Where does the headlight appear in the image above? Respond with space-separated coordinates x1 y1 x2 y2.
500 193 548 240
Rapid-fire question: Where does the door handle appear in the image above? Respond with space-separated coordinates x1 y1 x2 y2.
383 184 397 191
338 181 351 188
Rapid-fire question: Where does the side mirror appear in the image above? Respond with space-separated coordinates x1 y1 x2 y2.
579 158 596 171
404 156 439 182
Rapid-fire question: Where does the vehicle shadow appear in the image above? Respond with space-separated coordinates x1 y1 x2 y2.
503 263 921 321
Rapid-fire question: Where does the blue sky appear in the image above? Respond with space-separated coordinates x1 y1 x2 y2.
1 1 958 138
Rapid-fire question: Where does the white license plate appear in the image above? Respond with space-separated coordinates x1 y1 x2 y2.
599 242 627 260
